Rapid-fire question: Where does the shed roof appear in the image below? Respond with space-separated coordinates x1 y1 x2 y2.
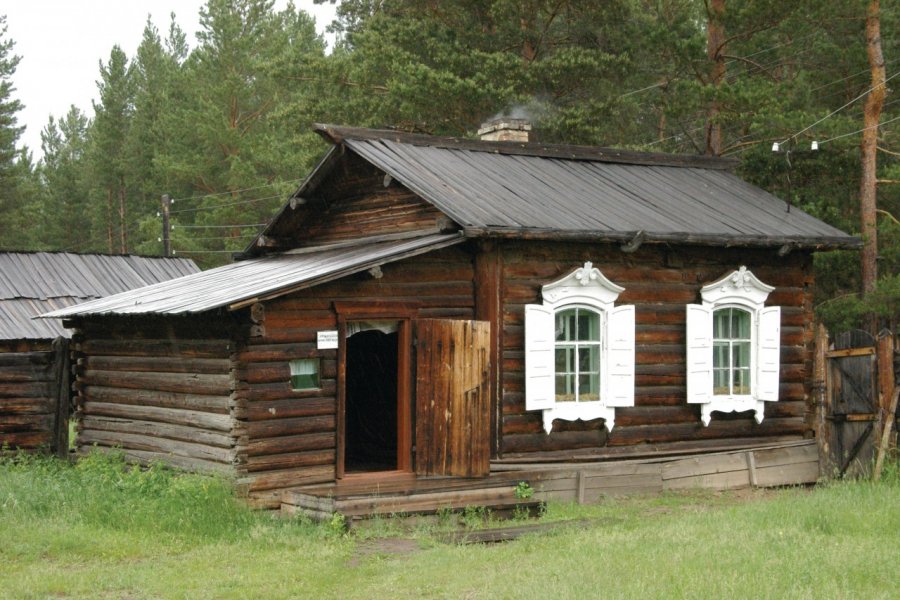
40 233 463 318
273 125 857 251
0 252 199 340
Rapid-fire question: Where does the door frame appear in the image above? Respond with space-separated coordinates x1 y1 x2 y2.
334 300 419 479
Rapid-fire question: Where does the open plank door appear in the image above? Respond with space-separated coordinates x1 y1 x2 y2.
415 319 491 477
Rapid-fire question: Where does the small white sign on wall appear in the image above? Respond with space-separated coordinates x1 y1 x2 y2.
317 330 339 350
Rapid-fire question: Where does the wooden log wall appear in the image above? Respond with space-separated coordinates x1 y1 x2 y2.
236 246 476 508
264 154 451 251
499 241 816 458
0 340 59 452
73 317 240 474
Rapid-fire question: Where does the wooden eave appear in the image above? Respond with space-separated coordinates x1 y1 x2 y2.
462 227 863 251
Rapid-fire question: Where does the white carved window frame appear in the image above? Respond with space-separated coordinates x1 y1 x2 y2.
525 262 635 434
686 266 781 426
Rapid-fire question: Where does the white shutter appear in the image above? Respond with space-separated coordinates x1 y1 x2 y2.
685 304 713 404
756 306 781 401
525 304 555 411
605 305 635 407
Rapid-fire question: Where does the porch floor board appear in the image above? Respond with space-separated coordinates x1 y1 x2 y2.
279 439 820 520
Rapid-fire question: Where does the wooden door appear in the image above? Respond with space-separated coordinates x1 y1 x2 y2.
415 319 491 477
826 330 879 478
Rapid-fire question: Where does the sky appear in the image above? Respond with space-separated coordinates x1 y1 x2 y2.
4 1 338 160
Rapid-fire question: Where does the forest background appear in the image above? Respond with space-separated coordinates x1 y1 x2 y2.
0 0 896 331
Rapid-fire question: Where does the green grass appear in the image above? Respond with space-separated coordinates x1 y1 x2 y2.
1 451 898 599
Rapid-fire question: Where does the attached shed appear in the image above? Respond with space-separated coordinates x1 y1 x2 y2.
1 252 198 453
43 124 860 510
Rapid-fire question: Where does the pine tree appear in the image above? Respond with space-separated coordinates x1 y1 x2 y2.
0 15 26 248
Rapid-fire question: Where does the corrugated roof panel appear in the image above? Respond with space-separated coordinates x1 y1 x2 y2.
41 234 464 318
0 253 200 340
343 138 855 244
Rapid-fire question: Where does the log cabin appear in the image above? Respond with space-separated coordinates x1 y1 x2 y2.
42 121 861 513
0 252 198 454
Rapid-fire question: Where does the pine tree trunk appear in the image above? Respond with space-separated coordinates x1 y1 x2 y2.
705 0 726 156
106 188 113 254
118 183 127 254
860 0 884 301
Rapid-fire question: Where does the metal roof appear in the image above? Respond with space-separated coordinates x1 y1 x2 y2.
0 252 199 340
40 233 464 318
293 126 857 250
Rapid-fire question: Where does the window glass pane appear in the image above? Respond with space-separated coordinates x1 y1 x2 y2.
577 310 600 341
556 310 577 341
733 368 751 395
713 368 729 395
578 374 600 401
556 374 575 401
732 309 751 339
733 341 751 368
289 358 319 390
713 342 728 369
713 309 730 338
555 347 568 372
578 345 600 373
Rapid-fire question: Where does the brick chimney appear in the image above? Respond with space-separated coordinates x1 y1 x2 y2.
477 118 531 142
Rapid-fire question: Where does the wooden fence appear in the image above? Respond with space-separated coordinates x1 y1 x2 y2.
815 327 897 478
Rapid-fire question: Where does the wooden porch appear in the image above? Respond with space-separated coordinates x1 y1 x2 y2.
280 439 820 521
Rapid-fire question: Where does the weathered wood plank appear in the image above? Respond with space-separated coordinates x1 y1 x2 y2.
82 401 233 432
233 397 334 421
81 415 236 448
244 449 334 472
80 370 232 396
0 351 53 367
82 355 232 375
245 415 335 439
77 429 236 464
78 445 234 475
239 465 334 492
77 338 234 358
244 432 335 457
83 385 230 414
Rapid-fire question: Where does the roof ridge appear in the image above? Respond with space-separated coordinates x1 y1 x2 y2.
313 124 738 170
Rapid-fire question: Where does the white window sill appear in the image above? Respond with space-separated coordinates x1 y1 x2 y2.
700 395 765 426
542 401 617 434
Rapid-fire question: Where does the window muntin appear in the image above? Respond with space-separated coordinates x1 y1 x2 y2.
554 307 601 402
712 307 751 396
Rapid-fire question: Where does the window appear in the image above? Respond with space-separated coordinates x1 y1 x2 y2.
686 267 780 426
555 308 602 402
289 358 320 391
713 307 752 395
525 262 635 434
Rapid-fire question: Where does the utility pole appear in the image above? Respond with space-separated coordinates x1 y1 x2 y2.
161 194 172 257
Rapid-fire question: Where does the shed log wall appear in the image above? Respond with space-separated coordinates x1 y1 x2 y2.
73 318 240 474
0 341 60 452
499 242 816 458
236 246 476 508
263 154 448 251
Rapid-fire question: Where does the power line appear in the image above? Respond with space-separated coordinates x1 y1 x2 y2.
172 249 241 255
170 233 259 241
173 178 303 203
816 113 900 146
172 223 266 230
169 193 283 215
774 69 900 149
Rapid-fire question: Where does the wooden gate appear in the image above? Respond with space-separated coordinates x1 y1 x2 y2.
414 319 491 477
825 330 880 478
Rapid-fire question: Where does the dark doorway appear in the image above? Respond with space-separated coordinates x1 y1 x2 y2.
345 328 399 472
